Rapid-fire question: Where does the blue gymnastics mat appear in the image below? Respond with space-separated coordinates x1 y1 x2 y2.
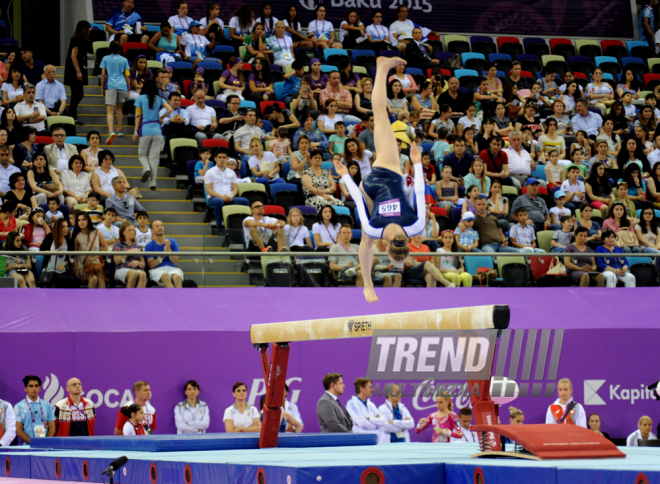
4 443 660 484
29 432 376 452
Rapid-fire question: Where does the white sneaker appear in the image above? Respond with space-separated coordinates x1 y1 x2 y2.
344 267 356 277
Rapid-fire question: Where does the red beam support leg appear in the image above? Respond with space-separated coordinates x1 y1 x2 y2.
258 342 290 449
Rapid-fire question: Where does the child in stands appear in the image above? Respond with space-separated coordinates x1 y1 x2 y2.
550 190 572 226
551 215 574 252
45 197 64 226
97 208 119 244
269 127 293 162
84 192 104 225
194 147 215 184
135 211 152 248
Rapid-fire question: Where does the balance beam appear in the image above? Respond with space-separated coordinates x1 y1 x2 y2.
250 304 509 344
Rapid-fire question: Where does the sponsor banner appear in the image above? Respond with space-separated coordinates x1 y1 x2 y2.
91 0 634 38
0 329 657 441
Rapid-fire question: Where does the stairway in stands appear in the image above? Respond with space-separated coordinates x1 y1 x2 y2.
57 66 250 287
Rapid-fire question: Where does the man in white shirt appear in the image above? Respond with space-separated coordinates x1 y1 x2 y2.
389 5 437 53
161 92 192 141
204 150 249 229
187 90 223 141
648 133 660 168
14 84 47 133
233 109 269 165
35 65 67 117
376 384 415 444
346 378 387 436
283 384 303 428
243 200 286 252
114 381 157 435
0 146 21 197
503 131 538 190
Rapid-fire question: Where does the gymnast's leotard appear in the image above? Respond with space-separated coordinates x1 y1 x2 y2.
341 165 425 239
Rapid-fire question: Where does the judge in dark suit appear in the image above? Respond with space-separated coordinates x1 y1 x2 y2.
316 373 353 432
404 27 439 73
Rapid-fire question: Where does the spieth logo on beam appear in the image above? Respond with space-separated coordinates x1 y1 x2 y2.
347 319 372 334
366 330 498 381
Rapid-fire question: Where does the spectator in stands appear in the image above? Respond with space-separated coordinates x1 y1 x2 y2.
105 0 148 44
571 98 602 140
312 205 341 250
438 77 469 116
78 131 99 173
320 71 358 120
294 113 329 153
463 158 490 197
585 68 614 116
106 176 144 224
127 56 152 101
339 10 366 50
39 218 76 288
267 21 295 67
292 76 319 122
234 109 269 164
329 224 363 285
627 416 657 446
284 207 313 251
229 5 256 46
441 137 473 185
246 58 274 107
510 178 551 231
148 22 183 64
387 80 409 117
91 150 131 201
61 155 91 210
436 229 473 286
244 200 286 252
14 376 56 444
587 140 616 178
318 99 343 136
100 42 130 145
182 21 216 69
308 60 328 93
302 149 343 209
411 81 439 115
0 146 21 198
35 65 66 119
480 136 512 186
263 104 299 133
174 380 210 434
4 172 37 214
603 200 635 237
307 5 342 50
44 128 79 173
168 1 194 35
588 414 611 440
28 152 64 206
18 48 45 86
492 102 514 137
510 206 545 253
12 128 39 172
610 182 639 225
366 10 390 54
248 136 283 187
205 150 249 228
2 232 35 287
2 65 25 104
0 201 17 242
288 134 311 184
115 381 156 435
145 220 184 287
563 226 604 285
112 222 147 287
188 89 222 142
224 382 261 433
636 205 660 261
506 61 533 91
160 92 192 142
405 28 438 73
504 131 534 189
404 235 454 287
1 108 23 146
595 228 636 287
72 212 108 288
14 84 47 134
134 79 171 190
155 68 179 101
344 138 374 179
0 397 16 447
282 5 311 49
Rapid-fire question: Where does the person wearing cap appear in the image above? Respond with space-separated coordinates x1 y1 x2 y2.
549 190 572 228
455 211 482 253
504 131 538 190
510 177 552 231
181 20 216 69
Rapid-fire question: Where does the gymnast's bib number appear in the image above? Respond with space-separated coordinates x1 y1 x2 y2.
378 199 401 218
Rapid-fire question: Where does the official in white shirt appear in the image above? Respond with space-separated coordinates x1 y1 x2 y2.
376 384 415 444
223 382 261 432
345 378 387 436
174 380 210 434
450 408 478 443
284 383 303 427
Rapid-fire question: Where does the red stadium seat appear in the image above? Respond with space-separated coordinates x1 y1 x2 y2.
260 100 286 115
497 36 520 50
430 207 447 217
521 186 548 196
35 136 53 144
441 68 451 78
520 70 534 78
180 99 194 107
183 79 192 98
122 42 148 55
549 38 572 51
264 205 285 216
644 73 660 89
574 72 587 79
601 39 624 51
201 139 229 148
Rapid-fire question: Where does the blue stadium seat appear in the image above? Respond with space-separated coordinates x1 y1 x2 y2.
324 48 348 61
515 54 539 62
455 69 479 79
627 41 649 56
273 82 285 101
320 65 338 73
489 53 512 62
405 67 424 76
595 56 618 66
352 49 375 61
461 52 485 64
239 100 257 110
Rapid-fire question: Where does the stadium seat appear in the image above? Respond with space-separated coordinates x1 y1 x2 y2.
644 74 660 90
542 56 569 78
464 255 501 286
405 67 424 77
332 205 353 226
66 136 88 146
353 66 368 77
550 38 572 52
595 56 622 79
445 35 470 54
239 100 257 110
93 41 110 75
536 230 554 253
622 57 649 80
569 57 595 77
46 116 76 136
324 48 348 61
270 183 299 212
435 52 455 64
259 100 286 116
201 139 229 150
462 53 488 73
454 69 480 90
497 36 520 50
147 60 163 70
169 138 198 159
532 164 547 181
35 136 53 145
352 48 375 61
550 40 576 60
576 40 601 60
497 256 530 287
648 58 660 74
542 54 566 66
321 65 338 73
602 40 627 63
199 62 224 83
122 42 149 63
273 82 285 101
525 38 549 58
222 205 251 243
168 61 194 85
629 260 657 286
471 36 497 57
488 53 512 74
628 41 653 61
380 50 403 58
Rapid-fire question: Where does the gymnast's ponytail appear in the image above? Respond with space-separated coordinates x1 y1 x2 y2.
121 403 142 418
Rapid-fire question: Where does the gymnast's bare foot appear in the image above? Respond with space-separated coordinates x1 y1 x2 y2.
377 56 407 71
364 286 379 303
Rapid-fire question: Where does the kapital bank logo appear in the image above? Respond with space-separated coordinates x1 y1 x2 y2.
584 379 658 405
42 374 134 408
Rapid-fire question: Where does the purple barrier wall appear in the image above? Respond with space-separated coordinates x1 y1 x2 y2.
92 0 634 38
0 288 658 441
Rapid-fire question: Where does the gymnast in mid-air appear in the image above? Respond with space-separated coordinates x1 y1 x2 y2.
334 56 425 303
